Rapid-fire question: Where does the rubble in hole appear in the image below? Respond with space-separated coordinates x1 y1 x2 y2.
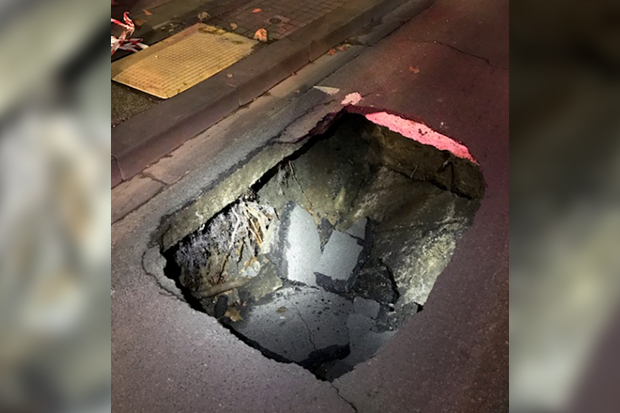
166 114 483 380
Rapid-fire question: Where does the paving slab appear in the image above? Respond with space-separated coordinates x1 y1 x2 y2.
316 231 364 282
283 203 322 287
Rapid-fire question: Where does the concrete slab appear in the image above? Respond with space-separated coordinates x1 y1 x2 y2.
316 231 363 282
344 218 367 240
230 286 351 364
353 297 380 319
283 203 322 287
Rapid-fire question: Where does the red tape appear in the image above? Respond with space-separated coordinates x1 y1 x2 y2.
111 12 148 56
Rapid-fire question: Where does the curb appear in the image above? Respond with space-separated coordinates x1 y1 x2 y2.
111 0 433 187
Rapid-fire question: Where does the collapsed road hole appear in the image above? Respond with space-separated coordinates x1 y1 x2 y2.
162 112 484 381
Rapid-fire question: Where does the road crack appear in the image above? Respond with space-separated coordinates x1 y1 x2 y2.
414 40 508 70
291 301 317 351
330 383 359 413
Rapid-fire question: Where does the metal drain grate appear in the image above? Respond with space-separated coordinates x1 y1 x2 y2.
111 24 257 99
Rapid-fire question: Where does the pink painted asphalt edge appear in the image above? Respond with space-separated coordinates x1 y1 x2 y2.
365 111 477 163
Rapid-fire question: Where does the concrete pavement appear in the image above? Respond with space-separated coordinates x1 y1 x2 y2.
111 0 434 186
112 0 508 411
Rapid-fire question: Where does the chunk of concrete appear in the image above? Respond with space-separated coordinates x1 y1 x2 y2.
240 261 283 302
353 297 380 319
260 220 280 256
349 259 399 305
228 286 351 364
345 217 367 240
316 231 363 281
283 204 322 286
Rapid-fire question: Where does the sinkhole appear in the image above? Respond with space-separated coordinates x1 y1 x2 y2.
161 111 484 381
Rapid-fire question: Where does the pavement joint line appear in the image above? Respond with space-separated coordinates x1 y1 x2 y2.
414 39 509 71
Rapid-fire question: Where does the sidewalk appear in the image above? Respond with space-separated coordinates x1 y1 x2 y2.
111 0 432 187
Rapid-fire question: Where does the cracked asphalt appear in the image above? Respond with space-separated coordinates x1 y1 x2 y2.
112 0 508 411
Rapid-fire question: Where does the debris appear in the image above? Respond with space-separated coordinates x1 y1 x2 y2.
111 12 149 56
276 306 287 313
230 22 238 30
253 28 268 42
197 11 211 22
349 260 399 305
283 204 322 287
327 49 336 55
341 92 363 106
344 218 367 240
353 297 380 319
198 277 252 298
143 9 153 16
313 86 340 96
241 262 283 301
227 73 234 78
175 199 276 299
252 8 262 13
409 65 420 74
225 307 243 322
316 231 363 282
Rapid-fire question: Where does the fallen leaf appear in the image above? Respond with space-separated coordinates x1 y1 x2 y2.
252 8 262 13
327 48 336 55
133 18 147 27
230 22 238 30
143 9 153 16
276 306 287 313
253 28 268 42
409 65 420 74
337 46 345 51
197 11 210 21
225 308 243 322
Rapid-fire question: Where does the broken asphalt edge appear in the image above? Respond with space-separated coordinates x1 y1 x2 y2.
111 0 435 188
